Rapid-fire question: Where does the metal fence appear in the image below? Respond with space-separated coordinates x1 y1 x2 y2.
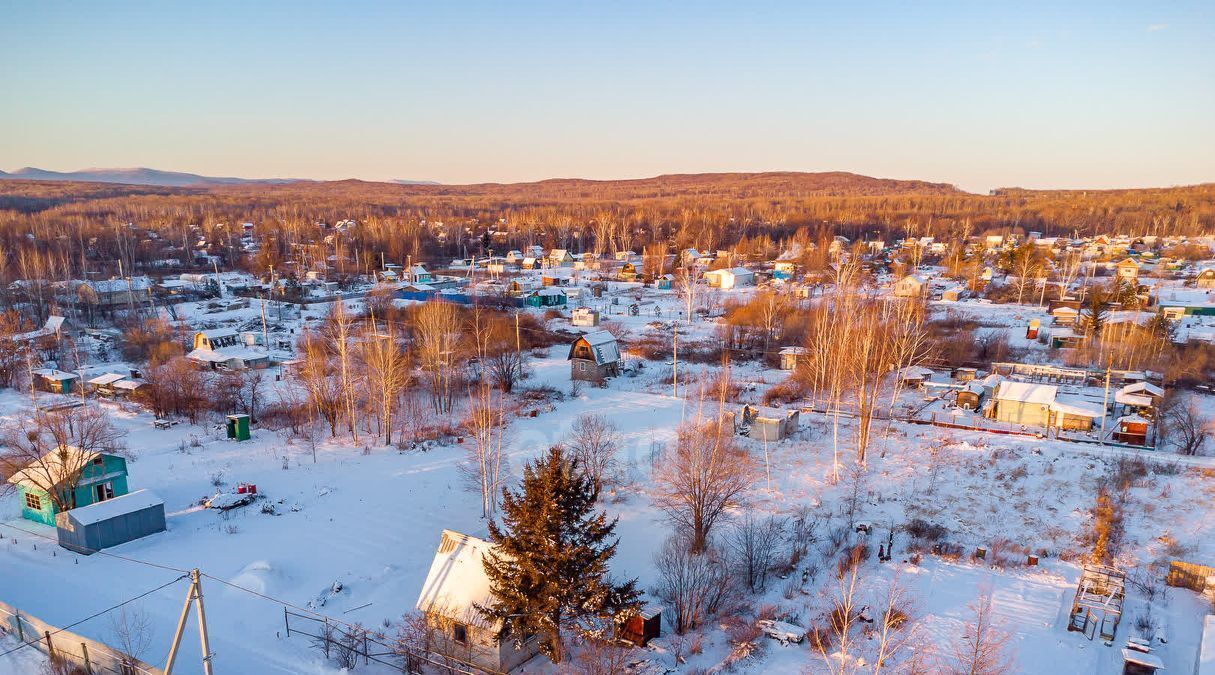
282 608 497 675
0 600 161 675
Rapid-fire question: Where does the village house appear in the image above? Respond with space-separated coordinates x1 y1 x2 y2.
772 260 797 280
778 346 806 371
31 368 79 394
941 286 968 302
68 276 154 311
13 315 69 349
87 372 144 398
892 274 927 298
568 330 621 381
897 366 934 389
1113 382 1163 417
571 307 600 327
990 381 1100 431
409 264 433 284
193 329 242 351
1197 267 1215 289
548 249 574 266
7 448 130 526
1116 258 1140 283
186 347 271 370
702 267 754 290
524 287 567 308
416 530 541 673
1051 305 1080 326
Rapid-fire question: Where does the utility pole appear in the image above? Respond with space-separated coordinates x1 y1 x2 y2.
672 324 678 399
260 296 270 353
515 311 523 380
164 569 214 675
1099 366 1112 446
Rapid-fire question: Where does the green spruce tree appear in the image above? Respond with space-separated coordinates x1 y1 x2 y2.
476 446 639 664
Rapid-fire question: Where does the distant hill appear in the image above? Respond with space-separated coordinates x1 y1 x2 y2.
0 167 302 187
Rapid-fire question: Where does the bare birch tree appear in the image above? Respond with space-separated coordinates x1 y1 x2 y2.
415 300 462 415
946 588 1015 675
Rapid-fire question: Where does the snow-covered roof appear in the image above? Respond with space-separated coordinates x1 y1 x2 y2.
111 379 144 391
65 490 163 526
1049 400 1101 418
89 277 152 293
8 446 100 490
44 316 65 332
416 530 500 628
995 381 1057 405
1119 648 1163 671
186 349 230 363
88 372 127 386
1199 614 1215 675
31 368 78 381
898 366 934 380
779 346 808 355
187 347 269 364
1120 382 1163 398
198 328 238 339
1115 392 1154 408
572 330 621 365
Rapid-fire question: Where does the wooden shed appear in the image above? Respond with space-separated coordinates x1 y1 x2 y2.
620 605 662 646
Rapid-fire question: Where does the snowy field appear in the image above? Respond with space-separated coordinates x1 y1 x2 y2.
2 283 1214 674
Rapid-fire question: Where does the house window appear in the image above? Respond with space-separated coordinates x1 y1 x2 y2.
95 482 115 502
24 493 42 510
452 622 468 645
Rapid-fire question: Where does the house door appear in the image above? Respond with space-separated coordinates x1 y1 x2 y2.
95 482 114 502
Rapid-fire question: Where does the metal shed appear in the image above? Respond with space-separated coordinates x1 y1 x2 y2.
55 489 166 555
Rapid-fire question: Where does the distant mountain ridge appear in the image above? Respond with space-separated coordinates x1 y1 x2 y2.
0 167 304 187
0 167 957 195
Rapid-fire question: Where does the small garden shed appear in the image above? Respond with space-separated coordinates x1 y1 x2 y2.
56 489 166 555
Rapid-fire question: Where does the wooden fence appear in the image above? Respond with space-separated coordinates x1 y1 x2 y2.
0 599 160 675
1165 560 1215 593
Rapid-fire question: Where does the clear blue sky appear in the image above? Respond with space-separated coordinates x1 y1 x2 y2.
2 1 1212 192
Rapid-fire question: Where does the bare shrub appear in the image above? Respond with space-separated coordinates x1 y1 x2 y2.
564 413 622 489
653 535 732 634
725 513 785 593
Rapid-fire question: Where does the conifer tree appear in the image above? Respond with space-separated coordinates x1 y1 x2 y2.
477 446 639 664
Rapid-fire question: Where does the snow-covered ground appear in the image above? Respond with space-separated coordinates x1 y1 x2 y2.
2 281 1214 674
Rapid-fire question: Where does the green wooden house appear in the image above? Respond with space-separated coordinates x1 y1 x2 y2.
31 368 80 394
524 288 567 308
7 449 129 526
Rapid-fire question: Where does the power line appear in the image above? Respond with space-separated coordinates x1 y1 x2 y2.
0 519 189 573
0 574 187 659
198 573 487 675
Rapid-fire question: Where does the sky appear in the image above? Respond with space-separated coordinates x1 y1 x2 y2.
1 1 1213 193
